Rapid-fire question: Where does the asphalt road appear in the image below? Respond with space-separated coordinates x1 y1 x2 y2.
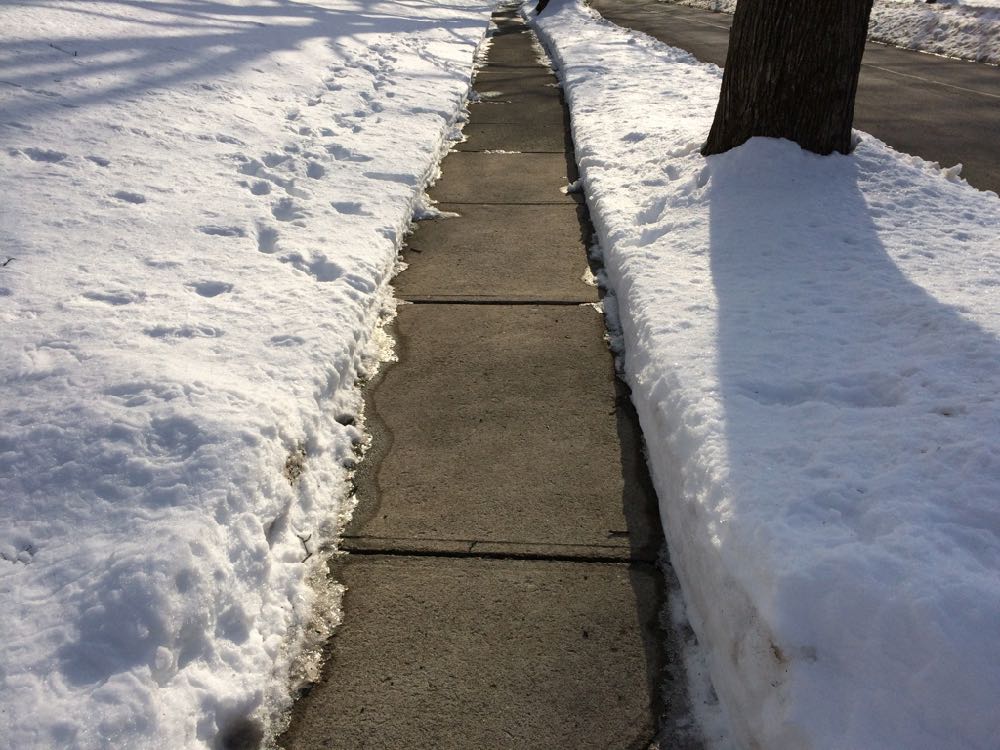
587 0 1000 194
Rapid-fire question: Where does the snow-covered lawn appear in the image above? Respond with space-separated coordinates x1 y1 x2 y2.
0 0 492 746
673 0 1000 65
530 1 1000 748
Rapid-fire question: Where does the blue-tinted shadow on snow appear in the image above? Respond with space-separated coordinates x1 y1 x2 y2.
704 136 1000 748
0 0 482 123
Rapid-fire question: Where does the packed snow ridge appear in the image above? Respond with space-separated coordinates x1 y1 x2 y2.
531 0 1000 748
674 0 1000 65
0 0 494 747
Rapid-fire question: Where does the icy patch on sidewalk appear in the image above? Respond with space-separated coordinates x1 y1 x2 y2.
0 0 493 747
531 1 1000 748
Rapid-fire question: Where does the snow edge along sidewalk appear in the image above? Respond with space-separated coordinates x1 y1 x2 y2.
529 1 1000 749
0 2 496 748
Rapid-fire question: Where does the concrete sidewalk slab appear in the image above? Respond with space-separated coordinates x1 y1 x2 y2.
467 98 566 127
474 69 560 97
455 122 567 152
483 30 545 68
346 304 660 560
395 204 595 301
278 555 665 750
428 152 577 204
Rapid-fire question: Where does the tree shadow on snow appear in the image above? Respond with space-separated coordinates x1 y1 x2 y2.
700 135 1000 744
0 0 486 123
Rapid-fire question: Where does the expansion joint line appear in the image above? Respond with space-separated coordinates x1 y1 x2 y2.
399 297 595 306
342 545 657 567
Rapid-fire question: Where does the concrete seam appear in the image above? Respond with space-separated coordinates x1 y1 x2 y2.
457 148 566 153
398 298 595 306
340 546 657 566
429 200 581 205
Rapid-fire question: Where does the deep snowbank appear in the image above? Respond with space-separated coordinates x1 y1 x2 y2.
673 0 1000 65
0 0 492 746
530 1 1000 748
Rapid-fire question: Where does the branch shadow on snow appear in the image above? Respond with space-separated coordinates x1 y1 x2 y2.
702 136 1000 745
0 0 481 123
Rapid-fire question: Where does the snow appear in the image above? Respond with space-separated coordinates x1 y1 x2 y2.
0 0 493 747
672 0 1000 65
870 0 1000 63
529 1 1000 748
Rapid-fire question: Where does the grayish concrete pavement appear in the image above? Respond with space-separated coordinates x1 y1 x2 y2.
461 51 569 151
456 121 568 152
396 204 595 300
281 556 667 750
277 7 700 750
587 0 1000 194
346 304 658 560
428 152 578 203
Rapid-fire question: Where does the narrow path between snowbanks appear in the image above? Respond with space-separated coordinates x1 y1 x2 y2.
279 6 701 747
0 1 493 747
529 1 1000 748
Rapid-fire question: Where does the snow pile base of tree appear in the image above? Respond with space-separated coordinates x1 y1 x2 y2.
671 0 1000 65
530 1 1000 748
0 0 492 747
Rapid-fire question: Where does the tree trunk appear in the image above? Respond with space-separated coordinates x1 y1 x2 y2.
702 0 874 157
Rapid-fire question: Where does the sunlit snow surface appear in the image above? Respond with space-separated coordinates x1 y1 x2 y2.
675 0 1000 65
869 0 1000 62
0 0 492 746
531 1 1000 748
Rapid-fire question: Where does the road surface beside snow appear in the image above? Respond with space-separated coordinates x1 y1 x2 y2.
0 0 492 747
530 1 1000 748
673 0 1000 65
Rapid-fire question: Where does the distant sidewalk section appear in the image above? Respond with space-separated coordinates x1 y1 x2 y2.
530 0 1000 748
670 0 1000 64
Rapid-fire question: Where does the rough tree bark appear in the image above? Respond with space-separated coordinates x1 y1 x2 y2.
702 0 875 156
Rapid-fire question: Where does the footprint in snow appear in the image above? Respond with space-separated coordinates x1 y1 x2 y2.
21 147 68 163
187 281 233 298
271 197 306 222
257 225 279 253
262 151 291 168
82 290 145 306
198 225 246 237
0 541 37 565
145 257 183 269
331 201 370 216
113 190 146 204
144 324 222 339
269 334 305 347
326 143 373 162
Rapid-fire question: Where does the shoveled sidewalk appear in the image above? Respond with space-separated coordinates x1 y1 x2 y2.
277 7 699 749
